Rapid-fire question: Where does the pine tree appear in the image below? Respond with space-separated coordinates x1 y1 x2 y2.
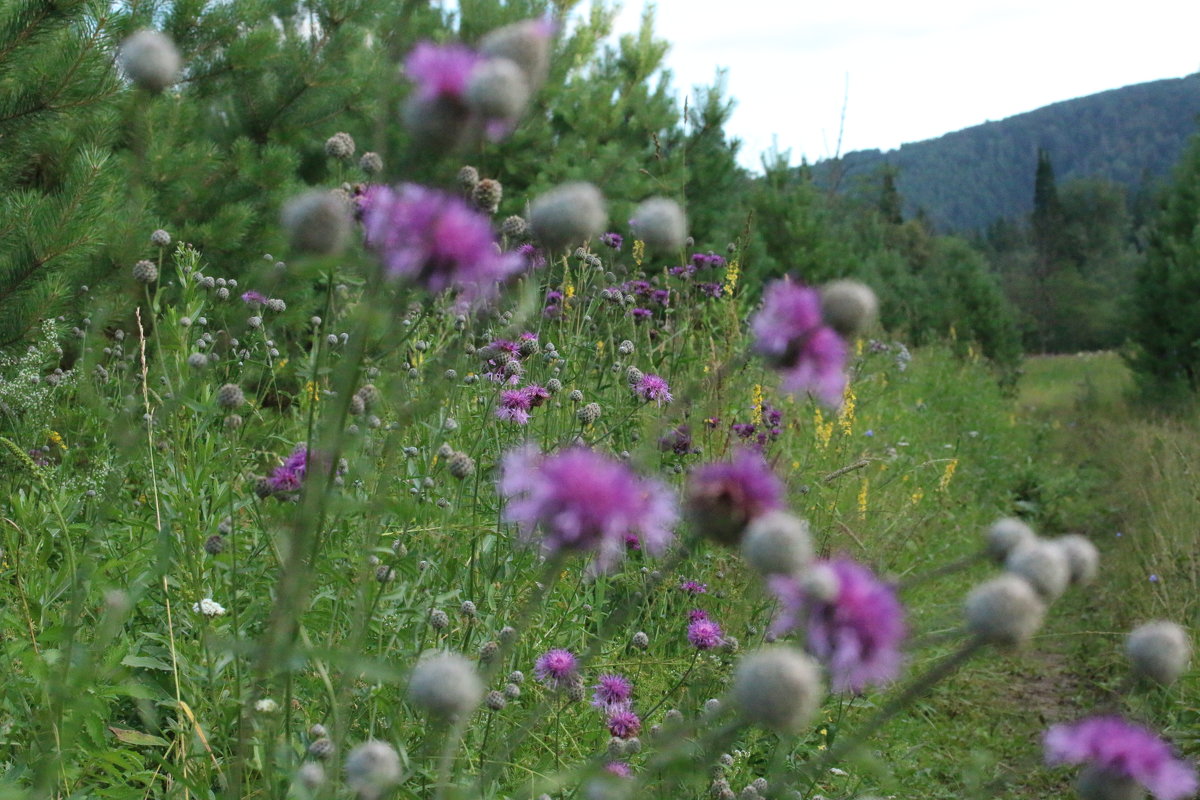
878 166 903 225
681 71 749 250
1130 131 1200 397
0 0 124 346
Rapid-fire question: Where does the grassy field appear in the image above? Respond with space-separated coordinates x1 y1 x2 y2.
0 239 1195 800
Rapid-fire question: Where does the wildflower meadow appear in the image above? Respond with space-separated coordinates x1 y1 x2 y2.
1 5 1197 800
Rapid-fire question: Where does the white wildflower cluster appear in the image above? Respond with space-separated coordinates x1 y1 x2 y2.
0 320 78 422
193 598 226 617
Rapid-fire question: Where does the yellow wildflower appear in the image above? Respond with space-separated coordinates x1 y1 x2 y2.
48 430 67 451
564 282 576 300
855 338 864 357
632 240 644 266
813 408 834 449
751 384 764 426
305 381 320 404
723 258 740 296
939 458 959 492
911 487 924 505
837 386 856 436
857 478 869 520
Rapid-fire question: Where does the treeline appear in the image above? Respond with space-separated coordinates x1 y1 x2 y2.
813 72 1200 232
0 0 1041 372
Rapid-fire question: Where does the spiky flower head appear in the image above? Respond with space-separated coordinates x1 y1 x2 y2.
132 260 158 284
632 373 672 406
687 450 785 546
499 444 676 572
282 191 352 255
770 557 907 692
407 651 484 719
325 132 356 159
820 280 878 338
401 42 478 149
534 648 578 689
119 30 181 92
344 740 403 800
750 277 848 409
964 574 1046 647
607 707 642 739
150 229 171 247
1044 715 1197 800
530 182 608 252
630 197 688 253
362 183 525 308
1126 621 1191 686
731 646 823 734
688 618 724 650
592 674 633 709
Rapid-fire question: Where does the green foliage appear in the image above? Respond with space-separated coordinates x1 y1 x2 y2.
0 0 124 346
1130 129 1200 398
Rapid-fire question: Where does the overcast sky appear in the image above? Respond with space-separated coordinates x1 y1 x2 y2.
607 0 1200 171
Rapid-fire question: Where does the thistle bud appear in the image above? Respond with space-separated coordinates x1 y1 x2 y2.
731 646 823 734
1126 620 1191 685
344 740 402 800
740 511 813 578
964 574 1045 647
478 19 553 92
132 260 158 284
282 191 351 255
1055 534 1100 585
324 132 356 159
820 280 878 338
985 517 1035 562
530 182 607 252
119 30 181 92
630 197 688 253
408 651 483 719
1005 539 1070 602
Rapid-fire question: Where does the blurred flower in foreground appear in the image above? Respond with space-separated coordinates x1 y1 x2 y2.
1044 715 1197 800
498 444 677 572
750 277 848 409
361 184 526 309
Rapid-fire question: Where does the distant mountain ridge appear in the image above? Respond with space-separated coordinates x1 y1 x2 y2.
813 73 1200 231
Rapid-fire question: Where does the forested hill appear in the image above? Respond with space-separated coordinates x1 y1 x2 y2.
812 72 1200 231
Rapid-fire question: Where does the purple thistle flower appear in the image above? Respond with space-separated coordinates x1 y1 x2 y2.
669 264 696 279
650 289 671 306
688 608 709 623
522 384 550 408
518 243 546 270
630 307 653 322
604 762 632 778
658 424 693 455
241 290 267 306
545 289 563 303
404 41 480 102
686 450 787 544
534 648 578 690
623 531 641 550
498 444 678 572
1044 716 1198 800
266 444 309 495
770 557 906 693
750 277 849 409
687 618 723 650
600 232 623 250
678 580 707 595
632 373 672 406
592 674 633 708
696 281 723 298
625 279 652 296
361 184 526 308
731 422 756 439
496 389 532 424
606 707 642 739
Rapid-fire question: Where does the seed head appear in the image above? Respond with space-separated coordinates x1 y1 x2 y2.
407 651 483 719
458 165 479 192
132 260 158 284
964 574 1045 647
119 30 181 92
485 690 507 711
501 215 527 238
448 451 475 479
1056 534 1100 585
820 280 879 338
150 229 172 247
631 631 649 649
429 608 450 629
1126 621 1191 685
